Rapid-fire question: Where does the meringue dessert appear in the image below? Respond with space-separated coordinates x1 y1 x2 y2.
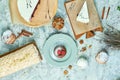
95 51 109 64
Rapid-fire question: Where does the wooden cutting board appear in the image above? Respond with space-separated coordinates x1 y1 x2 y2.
0 42 42 78
65 0 102 39
9 0 58 27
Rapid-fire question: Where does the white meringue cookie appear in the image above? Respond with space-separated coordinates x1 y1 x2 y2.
77 58 88 69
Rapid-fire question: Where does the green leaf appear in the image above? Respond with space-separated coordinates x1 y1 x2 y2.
117 6 120 11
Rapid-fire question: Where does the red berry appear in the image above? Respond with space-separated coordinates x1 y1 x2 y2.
57 50 62 55
61 50 66 55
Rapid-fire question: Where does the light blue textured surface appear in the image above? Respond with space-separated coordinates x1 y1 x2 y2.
0 0 120 80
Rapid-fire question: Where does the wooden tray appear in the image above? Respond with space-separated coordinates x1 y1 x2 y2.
65 0 102 39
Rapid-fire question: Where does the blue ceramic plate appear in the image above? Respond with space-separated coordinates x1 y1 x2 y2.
43 33 78 67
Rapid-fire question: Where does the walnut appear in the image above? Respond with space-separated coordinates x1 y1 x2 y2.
52 17 64 30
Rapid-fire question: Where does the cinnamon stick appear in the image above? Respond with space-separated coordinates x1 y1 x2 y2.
102 6 105 19
106 6 110 19
22 30 33 37
16 30 33 39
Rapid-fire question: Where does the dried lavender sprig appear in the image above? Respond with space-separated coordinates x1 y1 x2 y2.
101 24 120 49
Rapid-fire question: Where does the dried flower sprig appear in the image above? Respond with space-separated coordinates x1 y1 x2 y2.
101 24 120 49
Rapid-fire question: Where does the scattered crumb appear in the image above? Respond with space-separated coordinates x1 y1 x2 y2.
66 76 69 78
23 71 26 74
68 65 72 70
89 45 92 48
79 40 84 44
80 47 87 52
64 70 68 75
